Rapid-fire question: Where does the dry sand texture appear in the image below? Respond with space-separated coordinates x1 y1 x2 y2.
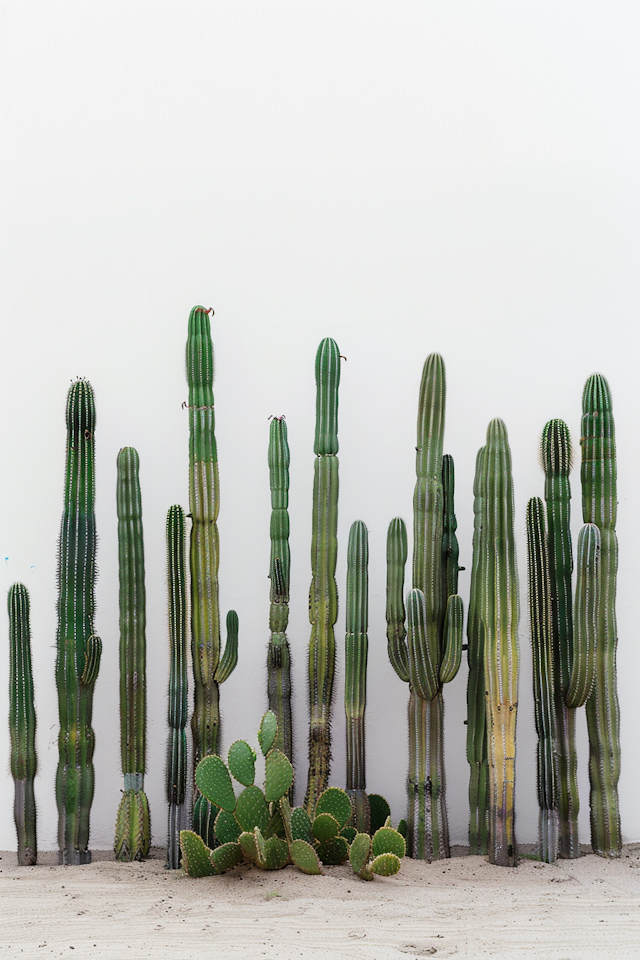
1 846 639 959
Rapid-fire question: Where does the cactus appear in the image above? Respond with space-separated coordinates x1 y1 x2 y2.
386 354 463 861
267 417 293 774
187 306 239 844
55 379 102 865
114 448 150 861
166 505 188 869
8 583 37 865
581 373 621 857
467 447 489 854
304 338 341 814
344 520 370 832
479 418 519 867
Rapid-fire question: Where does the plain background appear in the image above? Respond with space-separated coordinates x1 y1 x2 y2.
0 2 638 853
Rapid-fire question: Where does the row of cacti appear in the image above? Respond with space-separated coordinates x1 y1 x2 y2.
6 308 621 870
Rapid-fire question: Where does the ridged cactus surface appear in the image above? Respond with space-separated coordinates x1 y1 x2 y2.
114 447 150 861
304 338 341 814
581 373 621 857
344 520 370 832
166 505 188 869
8 582 37 865
55 379 102 865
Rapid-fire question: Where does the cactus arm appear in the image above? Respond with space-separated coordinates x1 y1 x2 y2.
406 589 438 701
526 497 558 863
439 594 463 684
566 524 600 708
304 338 340 814
215 611 239 684
344 520 370 832
386 518 409 683
581 373 621 857
8 583 37 865
441 455 460 599
166 505 188 869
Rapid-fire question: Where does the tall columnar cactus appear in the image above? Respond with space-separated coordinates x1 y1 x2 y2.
386 354 463 861
467 447 488 854
480 418 519 867
526 497 558 863
8 583 37 865
55 379 102 865
345 520 370 832
114 447 150 861
166 505 188 869
187 306 239 844
267 417 293 771
304 338 341 814
581 373 621 857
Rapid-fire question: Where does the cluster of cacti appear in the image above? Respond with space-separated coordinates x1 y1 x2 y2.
187 306 239 845
305 338 341 814
267 416 293 771
8 583 37 866
179 712 405 879
344 520 370 832
166 505 188 869
386 354 463 860
55 379 102 865
114 447 150 861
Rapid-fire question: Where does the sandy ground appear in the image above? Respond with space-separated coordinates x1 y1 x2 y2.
0 846 639 959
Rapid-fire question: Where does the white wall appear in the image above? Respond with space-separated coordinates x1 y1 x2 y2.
0 2 638 852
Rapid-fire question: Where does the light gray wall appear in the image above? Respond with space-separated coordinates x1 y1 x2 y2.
0 2 638 851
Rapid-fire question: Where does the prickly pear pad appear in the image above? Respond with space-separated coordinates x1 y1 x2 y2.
228 740 256 786
238 831 258 863
314 787 351 828
312 812 340 843
195 756 236 812
372 826 405 860
258 711 278 755
179 830 216 877
264 836 290 870
235 785 269 834
316 836 349 865
215 808 241 845
290 806 314 844
254 827 267 867
290 839 322 875
264 748 294 802
349 832 371 874
371 852 401 876
211 842 243 873
368 794 391 834
341 826 357 843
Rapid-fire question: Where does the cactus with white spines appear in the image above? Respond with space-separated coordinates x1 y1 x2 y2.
8 583 37 865
345 520 370 832
166 505 188 869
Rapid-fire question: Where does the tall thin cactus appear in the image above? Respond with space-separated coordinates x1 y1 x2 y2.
8 583 37 865
581 373 621 857
114 447 150 861
304 337 341 814
386 354 463 860
55 379 102 865
187 306 239 845
345 520 370 832
166 505 188 869
267 417 293 772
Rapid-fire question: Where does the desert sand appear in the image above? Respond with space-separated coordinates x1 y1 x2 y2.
0 846 639 959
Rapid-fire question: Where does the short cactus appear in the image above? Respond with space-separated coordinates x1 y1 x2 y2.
166 505 188 869
345 520 370 832
8 583 37 865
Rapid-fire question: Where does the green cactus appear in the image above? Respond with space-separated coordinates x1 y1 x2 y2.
304 338 341 815
581 373 621 857
55 379 102 865
526 497 558 863
479 419 519 867
267 417 293 773
8 583 37 865
344 520 370 832
386 354 463 861
187 306 239 844
114 447 150 861
166 505 188 869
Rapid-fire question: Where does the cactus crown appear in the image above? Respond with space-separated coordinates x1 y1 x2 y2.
313 338 341 456
541 419 572 476
65 379 96 437
416 353 445 479
582 372 612 414
346 520 368 636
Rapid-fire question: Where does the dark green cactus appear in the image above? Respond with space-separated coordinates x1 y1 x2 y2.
480 418 519 867
386 354 463 861
114 447 150 861
526 497 558 863
166 505 188 869
345 520 370 832
304 338 341 815
187 306 239 844
55 379 102 865
267 417 293 773
8 583 37 865
581 373 621 857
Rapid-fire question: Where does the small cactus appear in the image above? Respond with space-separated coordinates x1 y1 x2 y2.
8 583 37 865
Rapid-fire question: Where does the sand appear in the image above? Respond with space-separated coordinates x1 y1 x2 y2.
0 846 639 959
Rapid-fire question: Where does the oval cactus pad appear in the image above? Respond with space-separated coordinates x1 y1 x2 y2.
264 836 290 870
179 830 216 878
349 832 372 874
258 711 278 755
372 826 405 860
316 836 349 866
228 740 256 786
290 806 314 844
264 749 294 802
371 852 401 877
211 842 243 873
195 756 236 812
235 785 269 834
368 794 391 834
315 787 352 828
215 808 241 846
312 812 340 843
290 839 322 875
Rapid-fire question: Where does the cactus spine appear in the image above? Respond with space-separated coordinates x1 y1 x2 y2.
267 417 293 771
345 520 370 832
8 583 37 865
114 447 150 861
480 418 519 867
166 505 188 869
467 447 489 854
304 338 341 814
55 380 102 865
187 306 239 845
581 373 621 857
386 354 463 860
